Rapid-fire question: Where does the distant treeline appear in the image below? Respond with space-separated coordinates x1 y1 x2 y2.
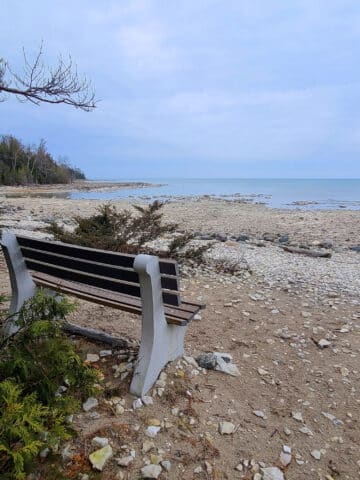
0 135 85 185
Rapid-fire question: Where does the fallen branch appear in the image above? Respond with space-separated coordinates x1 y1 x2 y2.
281 246 332 258
63 322 128 347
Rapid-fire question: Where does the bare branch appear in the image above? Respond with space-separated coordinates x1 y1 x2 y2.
0 44 96 111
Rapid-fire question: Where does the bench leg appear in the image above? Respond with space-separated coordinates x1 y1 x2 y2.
131 254 186 397
1 232 36 336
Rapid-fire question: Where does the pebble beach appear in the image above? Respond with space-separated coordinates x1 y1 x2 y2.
0 183 359 479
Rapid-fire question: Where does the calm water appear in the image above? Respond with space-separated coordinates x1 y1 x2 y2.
70 178 360 210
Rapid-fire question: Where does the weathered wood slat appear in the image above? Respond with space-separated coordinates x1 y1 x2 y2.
21 246 179 291
26 259 181 306
17 235 179 276
31 272 200 325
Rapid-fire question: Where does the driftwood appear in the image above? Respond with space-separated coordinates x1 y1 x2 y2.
63 322 129 347
281 246 332 258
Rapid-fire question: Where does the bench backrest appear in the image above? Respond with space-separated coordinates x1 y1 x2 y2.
16 235 181 306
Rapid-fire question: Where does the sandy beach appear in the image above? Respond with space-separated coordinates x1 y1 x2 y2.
0 185 359 479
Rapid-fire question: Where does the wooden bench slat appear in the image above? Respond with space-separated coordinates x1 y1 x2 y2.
21 246 179 291
25 259 181 306
31 273 200 326
17 235 179 276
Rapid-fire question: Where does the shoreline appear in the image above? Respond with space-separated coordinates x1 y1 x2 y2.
0 180 161 196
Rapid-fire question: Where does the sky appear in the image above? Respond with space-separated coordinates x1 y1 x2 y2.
1 0 360 179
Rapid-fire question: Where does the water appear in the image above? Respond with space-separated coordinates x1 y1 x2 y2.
70 178 360 210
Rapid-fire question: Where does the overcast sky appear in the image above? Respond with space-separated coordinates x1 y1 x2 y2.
1 1 360 179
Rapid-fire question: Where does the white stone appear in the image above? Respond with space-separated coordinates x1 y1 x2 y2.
183 355 199 368
117 455 134 467
311 450 321 460
83 397 99 412
141 464 162 478
299 426 313 436
235 463 243 471
258 368 269 376
99 350 112 357
89 445 113 471
291 411 303 422
133 398 143 409
283 427 292 436
283 445 291 454
161 460 171 471
145 426 161 438
142 395 154 406
253 410 265 418
91 437 109 448
318 339 331 348
86 353 100 363
115 404 125 416
194 465 203 473
261 466 284 480
279 452 292 467
142 440 155 453
219 421 236 434
254 474 263 480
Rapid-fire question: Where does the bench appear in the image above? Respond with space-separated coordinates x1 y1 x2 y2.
0 231 205 397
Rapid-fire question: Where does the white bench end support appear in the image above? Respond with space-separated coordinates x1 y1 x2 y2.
131 254 186 397
1 231 36 336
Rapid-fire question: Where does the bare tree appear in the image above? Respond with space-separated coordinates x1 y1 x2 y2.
0 43 96 111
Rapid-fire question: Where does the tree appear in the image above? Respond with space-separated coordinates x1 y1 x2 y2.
0 43 96 111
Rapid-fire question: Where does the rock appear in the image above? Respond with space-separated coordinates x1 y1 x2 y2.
196 353 217 369
193 314 202 321
237 234 249 242
235 463 243 471
91 437 109 448
86 353 100 363
145 426 161 438
115 404 125 415
317 339 331 348
89 445 113 471
183 355 199 368
161 460 171 471
40 447 50 458
257 367 269 376
83 397 99 412
253 410 265 418
148 418 161 426
141 464 162 478
142 440 155 453
196 352 240 376
299 426 313 436
283 427 292 436
142 395 153 406
194 465 203 473
117 455 134 467
292 411 303 422
283 445 291 454
115 471 125 480
99 350 112 357
215 233 227 242
261 467 284 480
254 474 263 480
278 234 289 243
279 452 292 467
219 421 236 434
311 450 321 460
133 398 143 409
350 245 360 253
